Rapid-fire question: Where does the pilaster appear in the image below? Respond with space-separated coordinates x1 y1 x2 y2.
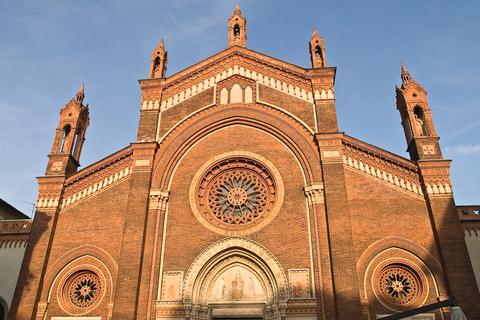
8 175 66 320
138 189 170 320
314 132 362 319
309 67 337 133
112 141 158 319
417 160 480 318
303 182 336 320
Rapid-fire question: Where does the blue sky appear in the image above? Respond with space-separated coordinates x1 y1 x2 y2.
1 1 479 215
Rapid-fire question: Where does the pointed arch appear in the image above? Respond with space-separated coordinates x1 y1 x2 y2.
183 237 288 305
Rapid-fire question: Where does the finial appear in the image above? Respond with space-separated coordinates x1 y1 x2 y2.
159 39 164 49
234 3 241 14
401 62 411 83
312 28 318 36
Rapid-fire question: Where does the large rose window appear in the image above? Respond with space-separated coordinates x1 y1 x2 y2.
191 153 283 235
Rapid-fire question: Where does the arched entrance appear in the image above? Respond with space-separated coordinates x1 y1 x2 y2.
183 238 287 320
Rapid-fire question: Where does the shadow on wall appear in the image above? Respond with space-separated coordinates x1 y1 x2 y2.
8 210 52 319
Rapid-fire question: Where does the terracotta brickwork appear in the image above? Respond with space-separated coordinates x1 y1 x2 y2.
8 5 480 320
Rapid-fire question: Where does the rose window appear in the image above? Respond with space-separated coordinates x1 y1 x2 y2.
207 169 268 225
64 270 102 309
192 155 282 234
374 263 426 310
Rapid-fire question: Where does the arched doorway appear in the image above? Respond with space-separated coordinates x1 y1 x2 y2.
183 238 288 320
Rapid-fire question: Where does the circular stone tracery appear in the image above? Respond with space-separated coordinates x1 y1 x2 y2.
191 153 283 235
58 268 105 314
66 271 101 308
208 168 268 225
373 262 427 310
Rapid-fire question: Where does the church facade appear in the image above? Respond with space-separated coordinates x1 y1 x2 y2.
8 6 480 320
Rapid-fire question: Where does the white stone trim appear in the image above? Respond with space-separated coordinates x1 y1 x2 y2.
142 64 323 113
343 154 423 196
58 165 132 209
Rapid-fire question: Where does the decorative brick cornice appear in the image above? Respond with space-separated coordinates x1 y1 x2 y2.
139 48 333 115
285 299 317 316
417 160 453 195
342 135 423 197
155 302 185 317
58 147 134 209
0 219 32 248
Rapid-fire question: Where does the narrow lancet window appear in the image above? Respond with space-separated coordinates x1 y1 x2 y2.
58 124 71 153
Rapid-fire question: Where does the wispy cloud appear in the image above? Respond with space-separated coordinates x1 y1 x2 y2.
445 144 480 155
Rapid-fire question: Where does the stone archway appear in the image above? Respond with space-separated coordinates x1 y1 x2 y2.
183 237 288 320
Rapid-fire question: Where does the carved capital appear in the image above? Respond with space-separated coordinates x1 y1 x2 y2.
303 182 324 205
150 189 170 210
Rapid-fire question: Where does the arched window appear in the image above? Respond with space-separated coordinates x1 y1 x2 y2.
220 87 228 105
233 24 240 37
58 124 71 153
72 129 82 159
153 56 161 77
230 84 242 103
413 106 428 136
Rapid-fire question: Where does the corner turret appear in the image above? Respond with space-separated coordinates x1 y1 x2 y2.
46 84 90 176
396 63 442 161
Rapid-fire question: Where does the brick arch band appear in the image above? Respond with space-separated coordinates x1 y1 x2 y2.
183 237 288 312
356 237 447 301
41 245 118 303
151 104 322 190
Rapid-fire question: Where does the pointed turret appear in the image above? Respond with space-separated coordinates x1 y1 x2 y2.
149 39 168 79
309 28 327 68
401 62 411 84
396 63 442 160
228 4 247 47
76 83 85 104
46 84 90 176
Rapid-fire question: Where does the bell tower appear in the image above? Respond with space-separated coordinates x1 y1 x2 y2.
228 4 247 47
396 63 442 161
309 28 327 68
149 39 168 78
46 84 90 176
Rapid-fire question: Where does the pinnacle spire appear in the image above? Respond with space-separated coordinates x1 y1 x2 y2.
401 62 411 83
309 28 326 68
159 39 164 49
228 3 247 47
76 83 85 103
234 3 241 14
